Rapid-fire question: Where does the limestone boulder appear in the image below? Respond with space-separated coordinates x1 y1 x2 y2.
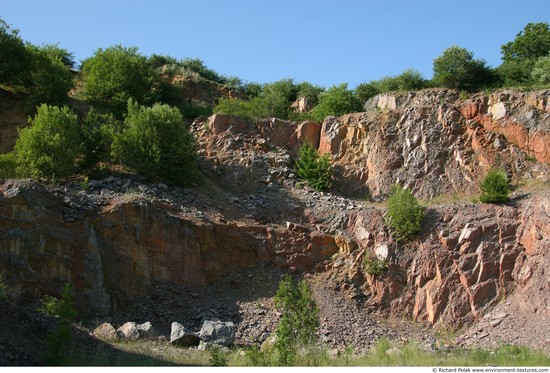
117 322 140 340
93 322 117 341
170 322 200 347
198 320 236 346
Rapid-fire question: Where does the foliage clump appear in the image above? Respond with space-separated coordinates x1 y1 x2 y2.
81 45 155 109
311 83 362 121
385 184 424 243
0 18 32 87
39 283 78 365
273 274 319 366
26 44 75 103
14 104 80 180
479 168 510 204
499 22 550 86
294 143 332 191
363 256 389 276
432 45 496 91
111 100 200 186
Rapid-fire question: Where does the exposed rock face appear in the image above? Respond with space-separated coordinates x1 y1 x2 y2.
322 89 549 198
0 88 549 338
331 193 550 328
197 89 548 200
0 179 339 316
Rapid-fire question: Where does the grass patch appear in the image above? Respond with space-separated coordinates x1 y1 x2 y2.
62 338 550 367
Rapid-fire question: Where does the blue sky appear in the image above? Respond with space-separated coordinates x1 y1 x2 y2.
1 0 548 88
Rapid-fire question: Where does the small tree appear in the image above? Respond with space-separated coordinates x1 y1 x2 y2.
39 283 78 365
81 45 155 108
532 52 550 87
311 83 362 121
479 168 510 203
26 44 75 103
385 184 424 243
78 109 116 169
295 143 332 191
499 22 550 86
0 18 32 87
274 275 319 366
14 104 80 180
432 45 495 91
112 100 201 186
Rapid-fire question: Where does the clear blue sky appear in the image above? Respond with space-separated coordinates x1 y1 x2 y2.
1 0 548 88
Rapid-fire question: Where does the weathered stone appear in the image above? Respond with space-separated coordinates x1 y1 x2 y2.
170 322 200 347
137 322 158 339
93 322 117 341
489 102 507 120
117 322 140 340
198 320 236 346
374 245 389 261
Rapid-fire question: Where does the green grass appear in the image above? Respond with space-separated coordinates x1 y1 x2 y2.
60 338 550 367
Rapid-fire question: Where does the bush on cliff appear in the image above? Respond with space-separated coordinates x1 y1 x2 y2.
499 22 550 86
0 18 32 88
274 274 319 365
311 83 362 121
25 44 75 103
295 143 332 192
432 45 496 91
111 100 200 186
479 168 510 204
14 104 80 180
385 184 424 243
81 45 155 112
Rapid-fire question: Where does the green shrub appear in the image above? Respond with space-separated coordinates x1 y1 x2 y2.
246 344 273 366
363 256 389 276
385 184 424 243
0 153 19 179
180 58 226 84
295 143 332 191
14 104 80 180
273 275 319 366
479 168 510 203
111 100 201 186
531 52 550 87
499 22 550 86
296 81 324 107
311 83 363 121
355 82 380 102
81 45 155 108
39 283 78 365
214 97 256 120
26 44 74 103
78 109 116 169
0 18 32 87
432 45 496 91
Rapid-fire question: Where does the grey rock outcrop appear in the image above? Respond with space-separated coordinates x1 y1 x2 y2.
198 320 236 346
170 322 200 347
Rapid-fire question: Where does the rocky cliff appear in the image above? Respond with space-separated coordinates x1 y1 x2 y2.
0 88 549 351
